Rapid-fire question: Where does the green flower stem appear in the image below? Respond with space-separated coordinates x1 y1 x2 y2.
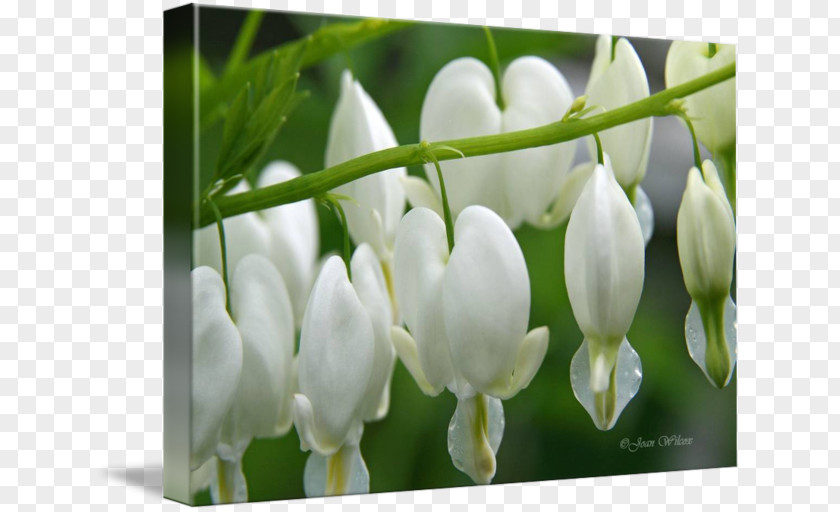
207 199 232 313
698 296 731 389
679 113 703 169
718 145 737 214
430 155 455 253
593 132 604 165
195 62 735 228
483 27 505 110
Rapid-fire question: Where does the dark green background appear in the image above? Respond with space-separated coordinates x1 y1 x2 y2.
193 8 736 503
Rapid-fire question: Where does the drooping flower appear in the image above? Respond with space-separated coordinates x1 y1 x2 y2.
391 205 549 483
293 244 395 496
415 56 576 229
190 254 297 503
677 160 737 388
665 41 736 154
326 71 406 282
193 161 319 329
583 36 656 242
564 157 645 430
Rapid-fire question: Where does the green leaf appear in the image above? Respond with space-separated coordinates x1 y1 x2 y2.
211 42 307 185
200 18 411 130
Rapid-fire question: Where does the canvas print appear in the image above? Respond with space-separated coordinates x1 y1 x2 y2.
163 4 737 505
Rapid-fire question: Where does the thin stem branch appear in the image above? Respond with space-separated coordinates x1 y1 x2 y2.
208 199 232 313
679 113 703 169
483 27 505 110
195 62 735 228
432 158 455 252
593 133 604 165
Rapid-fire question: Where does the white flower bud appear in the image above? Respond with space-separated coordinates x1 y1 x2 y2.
564 159 645 430
665 41 736 153
677 161 736 301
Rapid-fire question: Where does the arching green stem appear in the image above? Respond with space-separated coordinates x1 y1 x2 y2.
678 112 703 169
420 142 457 252
593 132 604 165
195 62 736 228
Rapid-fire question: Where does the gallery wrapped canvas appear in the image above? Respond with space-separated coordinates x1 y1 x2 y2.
164 4 736 505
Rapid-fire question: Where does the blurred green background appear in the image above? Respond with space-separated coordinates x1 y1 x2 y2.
192 7 736 504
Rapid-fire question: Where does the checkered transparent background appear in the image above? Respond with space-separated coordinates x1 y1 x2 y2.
0 0 835 509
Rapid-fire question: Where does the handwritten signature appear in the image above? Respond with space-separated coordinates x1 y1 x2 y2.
619 435 694 452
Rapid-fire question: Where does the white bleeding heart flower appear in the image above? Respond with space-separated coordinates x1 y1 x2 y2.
326 70 407 267
584 36 653 193
564 158 645 430
193 161 319 329
416 56 576 229
293 245 395 496
257 162 320 328
191 254 297 503
391 205 549 484
677 160 737 388
665 41 736 154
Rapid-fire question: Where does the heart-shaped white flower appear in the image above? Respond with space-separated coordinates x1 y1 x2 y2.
293 244 395 496
326 70 407 264
584 36 653 191
415 56 576 229
391 204 548 483
665 41 736 154
193 162 319 329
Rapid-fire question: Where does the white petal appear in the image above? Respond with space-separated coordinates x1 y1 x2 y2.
390 326 439 396
192 181 271 274
257 161 319 328
494 326 550 399
219 254 295 455
443 205 530 396
296 256 375 454
392 207 455 393
665 41 736 153
350 244 396 422
210 457 248 504
401 175 444 218
564 163 645 344
420 58 505 216
538 160 597 228
447 394 504 485
585 38 652 188
327 70 406 255
500 56 576 227
190 267 242 470
303 443 369 497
